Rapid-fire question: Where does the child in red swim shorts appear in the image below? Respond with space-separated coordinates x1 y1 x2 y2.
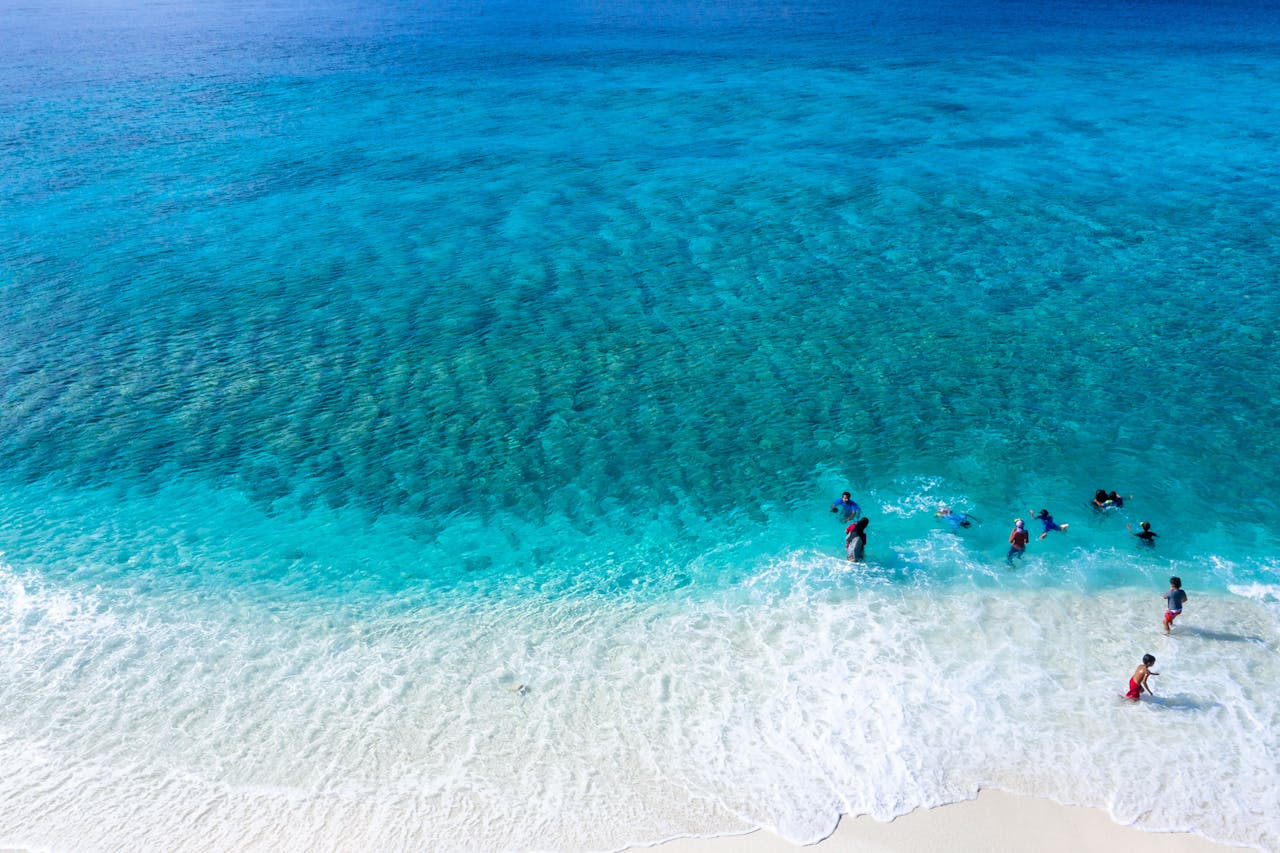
1125 654 1157 700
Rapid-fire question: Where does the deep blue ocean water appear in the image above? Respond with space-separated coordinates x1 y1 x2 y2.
2 0 1279 850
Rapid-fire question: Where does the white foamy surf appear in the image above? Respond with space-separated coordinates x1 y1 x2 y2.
1 553 1276 852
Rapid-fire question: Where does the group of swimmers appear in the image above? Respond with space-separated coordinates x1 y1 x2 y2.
1006 491 1160 564
830 488 1185 703
829 488 1156 566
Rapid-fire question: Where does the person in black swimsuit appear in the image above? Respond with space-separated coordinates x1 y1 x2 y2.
1127 520 1158 545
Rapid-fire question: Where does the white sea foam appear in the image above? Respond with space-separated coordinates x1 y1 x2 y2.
1 555 1276 853
1228 582 1280 602
1228 582 1280 628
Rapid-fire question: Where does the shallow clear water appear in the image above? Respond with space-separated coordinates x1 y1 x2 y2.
1 0 1279 850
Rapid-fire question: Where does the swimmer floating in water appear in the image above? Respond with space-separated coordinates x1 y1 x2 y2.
936 505 978 530
1030 508 1069 540
1092 489 1130 511
1127 520 1158 545
830 491 861 521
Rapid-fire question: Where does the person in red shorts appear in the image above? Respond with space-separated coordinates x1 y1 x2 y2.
1163 576 1188 633
1125 654 1157 700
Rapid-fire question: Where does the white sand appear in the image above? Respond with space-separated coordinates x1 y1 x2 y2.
0 790 1246 853
646 790 1248 853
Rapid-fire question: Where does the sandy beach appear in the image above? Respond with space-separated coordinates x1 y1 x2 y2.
650 790 1248 853
0 790 1250 853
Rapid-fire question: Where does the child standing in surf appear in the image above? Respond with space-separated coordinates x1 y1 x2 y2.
1125 654 1157 700
1163 576 1188 633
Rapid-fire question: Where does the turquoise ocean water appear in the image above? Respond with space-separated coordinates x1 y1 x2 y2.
2 0 1279 849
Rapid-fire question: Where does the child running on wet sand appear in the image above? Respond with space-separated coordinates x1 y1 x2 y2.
1030 508 1069 540
1125 654 1158 700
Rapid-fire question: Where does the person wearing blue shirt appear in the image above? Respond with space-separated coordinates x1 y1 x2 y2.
830 492 860 521
1030 508 1069 540
1163 577 1188 633
936 505 977 530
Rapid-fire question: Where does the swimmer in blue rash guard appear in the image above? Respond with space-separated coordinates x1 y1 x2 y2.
936 505 977 530
830 492 860 521
1030 508 1069 540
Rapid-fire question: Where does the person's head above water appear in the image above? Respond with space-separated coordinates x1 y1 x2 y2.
841 492 852 501
1037 509 1049 518
1095 489 1108 502
854 517 869 532
1170 576 1181 589
1142 654 1156 666
1139 521 1151 531
1014 518 1024 528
